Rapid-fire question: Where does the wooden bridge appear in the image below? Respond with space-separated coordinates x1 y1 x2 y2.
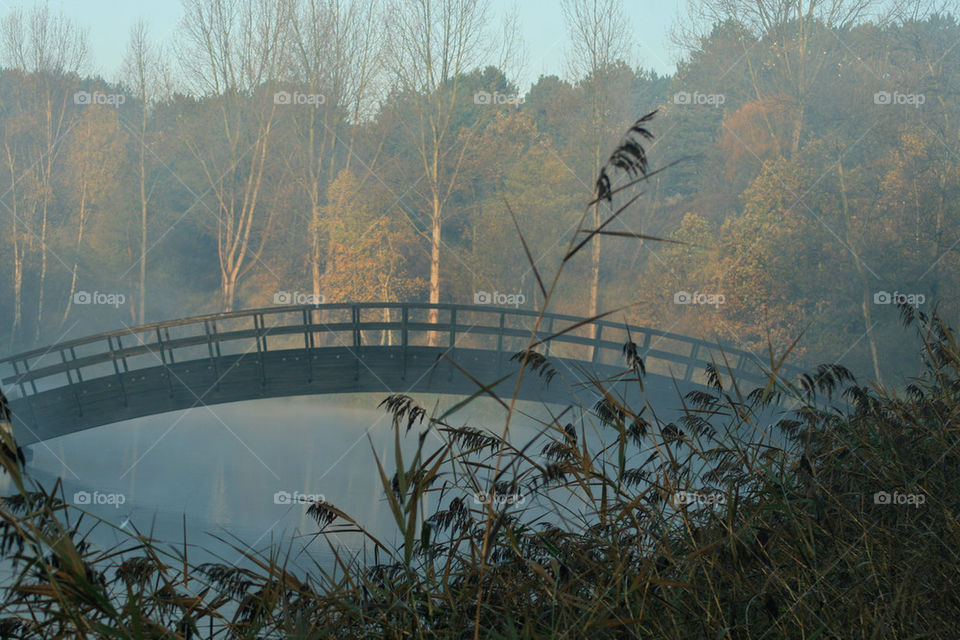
0 303 798 445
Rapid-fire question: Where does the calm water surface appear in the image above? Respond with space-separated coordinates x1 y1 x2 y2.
3 391 786 576
9 395 549 573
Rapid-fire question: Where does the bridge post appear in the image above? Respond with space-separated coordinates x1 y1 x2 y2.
107 336 128 407
70 347 83 383
164 328 175 363
591 323 604 363
60 349 83 416
638 330 652 372
497 311 505 375
448 308 457 381
352 305 361 381
10 359 40 436
543 316 554 358
254 314 267 389
119 335 130 373
13 360 37 397
684 343 700 382
303 308 314 384
156 328 174 398
212 321 222 358
401 306 408 381
204 319 221 391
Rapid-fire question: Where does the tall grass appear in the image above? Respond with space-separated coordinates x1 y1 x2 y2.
1 114 958 638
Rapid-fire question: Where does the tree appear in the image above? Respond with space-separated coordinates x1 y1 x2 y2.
176 0 295 311
675 0 891 156
58 107 128 328
561 0 635 323
321 168 426 342
121 20 170 323
0 4 88 343
719 96 796 190
285 0 385 304
715 157 832 355
384 0 515 343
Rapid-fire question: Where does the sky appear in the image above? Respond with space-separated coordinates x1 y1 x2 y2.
8 0 683 91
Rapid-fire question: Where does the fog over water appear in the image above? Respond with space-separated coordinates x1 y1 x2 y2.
5 389 787 576
12 395 559 571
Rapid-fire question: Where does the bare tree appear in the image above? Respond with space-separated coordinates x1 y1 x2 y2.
286 0 386 304
58 109 127 330
0 3 88 343
2 143 23 348
561 0 634 325
177 0 295 311
385 0 498 342
1 3 87 76
121 20 170 324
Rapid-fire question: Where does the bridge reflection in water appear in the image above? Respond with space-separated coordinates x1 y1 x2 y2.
0 303 798 446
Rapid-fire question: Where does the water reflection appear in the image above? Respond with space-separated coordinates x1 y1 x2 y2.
11 392 787 575
16 394 547 572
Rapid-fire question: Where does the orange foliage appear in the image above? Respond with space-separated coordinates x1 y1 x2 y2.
719 96 798 183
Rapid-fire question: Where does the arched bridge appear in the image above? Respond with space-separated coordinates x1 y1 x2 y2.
0 303 798 445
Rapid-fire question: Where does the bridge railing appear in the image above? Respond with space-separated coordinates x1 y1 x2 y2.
0 303 801 401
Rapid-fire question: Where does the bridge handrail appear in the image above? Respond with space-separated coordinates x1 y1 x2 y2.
0 303 766 362
0 303 803 392
0 303 623 360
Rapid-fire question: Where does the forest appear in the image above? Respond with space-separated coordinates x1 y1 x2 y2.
3 1 960 637
1 0 958 388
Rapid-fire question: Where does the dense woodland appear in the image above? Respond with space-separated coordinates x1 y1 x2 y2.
1 0 958 385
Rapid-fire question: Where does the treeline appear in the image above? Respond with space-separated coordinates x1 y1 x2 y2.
0 0 958 385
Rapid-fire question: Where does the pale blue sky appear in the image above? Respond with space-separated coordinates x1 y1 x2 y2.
12 0 680 90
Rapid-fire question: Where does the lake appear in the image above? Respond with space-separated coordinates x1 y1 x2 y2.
3 390 789 577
